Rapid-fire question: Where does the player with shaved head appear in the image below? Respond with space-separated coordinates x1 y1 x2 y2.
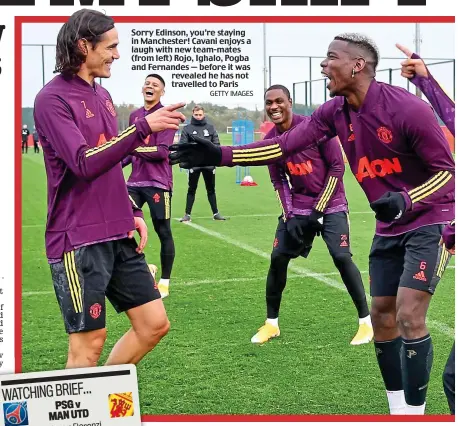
251 84 372 347
170 33 455 414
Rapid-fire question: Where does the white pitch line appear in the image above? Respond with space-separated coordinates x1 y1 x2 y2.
22 212 375 228
174 212 374 220
22 272 346 297
181 221 455 339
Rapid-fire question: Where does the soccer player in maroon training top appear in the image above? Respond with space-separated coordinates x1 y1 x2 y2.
122 74 176 299
441 219 455 415
170 33 455 414
251 84 372 346
34 9 185 369
398 43 456 415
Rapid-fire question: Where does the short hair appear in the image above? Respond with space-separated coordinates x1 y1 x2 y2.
193 105 204 113
265 84 291 100
334 32 380 69
145 73 165 87
54 9 115 75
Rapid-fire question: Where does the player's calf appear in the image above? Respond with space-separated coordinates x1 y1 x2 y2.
66 328 107 368
443 343 455 414
370 297 406 414
396 287 433 414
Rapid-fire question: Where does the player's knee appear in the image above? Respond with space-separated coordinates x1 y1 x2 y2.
69 329 107 366
331 252 352 268
370 303 396 330
87 329 107 358
396 308 426 335
270 251 289 270
137 317 170 347
157 227 172 241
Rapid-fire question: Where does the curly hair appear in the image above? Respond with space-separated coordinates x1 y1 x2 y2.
54 9 115 75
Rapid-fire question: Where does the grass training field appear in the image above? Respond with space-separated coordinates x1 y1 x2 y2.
22 134 455 415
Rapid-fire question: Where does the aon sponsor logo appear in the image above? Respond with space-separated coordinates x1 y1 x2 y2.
286 160 313 176
355 156 402 182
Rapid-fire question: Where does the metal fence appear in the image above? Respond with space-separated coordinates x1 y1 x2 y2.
22 43 102 98
268 55 455 113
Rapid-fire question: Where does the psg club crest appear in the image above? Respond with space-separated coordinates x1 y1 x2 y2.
108 392 134 418
3 401 29 425
89 303 102 319
377 126 393 144
105 100 117 117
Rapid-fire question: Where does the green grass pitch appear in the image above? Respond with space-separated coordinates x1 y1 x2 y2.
21 134 455 415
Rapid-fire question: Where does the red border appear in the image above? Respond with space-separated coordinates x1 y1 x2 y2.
16 15 455 23
15 15 22 377
15 14 455 423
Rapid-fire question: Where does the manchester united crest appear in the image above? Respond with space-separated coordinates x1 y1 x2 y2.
105 100 117 117
89 303 102 319
377 126 393 144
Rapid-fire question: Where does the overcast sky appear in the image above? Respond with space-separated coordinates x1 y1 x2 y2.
22 22 455 110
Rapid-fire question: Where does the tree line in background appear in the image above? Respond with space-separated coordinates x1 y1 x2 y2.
21 101 320 135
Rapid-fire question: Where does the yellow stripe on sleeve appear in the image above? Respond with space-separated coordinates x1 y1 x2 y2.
316 176 338 212
408 171 452 204
85 125 137 158
135 147 158 153
232 144 281 154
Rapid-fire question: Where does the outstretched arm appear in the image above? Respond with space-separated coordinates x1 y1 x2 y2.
397 43 455 136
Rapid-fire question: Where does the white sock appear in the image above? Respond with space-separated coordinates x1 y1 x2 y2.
266 318 278 327
405 403 426 415
386 390 406 415
359 315 372 326
159 279 169 286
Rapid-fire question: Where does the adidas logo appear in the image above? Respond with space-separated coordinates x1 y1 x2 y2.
340 241 348 247
413 270 427 281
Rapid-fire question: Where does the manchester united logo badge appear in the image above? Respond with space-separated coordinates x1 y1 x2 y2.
89 303 102 319
377 126 393 144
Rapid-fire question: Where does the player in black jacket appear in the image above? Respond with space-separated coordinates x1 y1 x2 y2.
21 124 30 154
179 105 226 222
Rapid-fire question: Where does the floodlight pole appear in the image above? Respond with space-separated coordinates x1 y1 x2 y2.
414 23 422 99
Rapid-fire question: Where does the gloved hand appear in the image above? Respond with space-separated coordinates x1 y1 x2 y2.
286 216 304 244
169 134 222 169
369 191 406 223
308 210 324 236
